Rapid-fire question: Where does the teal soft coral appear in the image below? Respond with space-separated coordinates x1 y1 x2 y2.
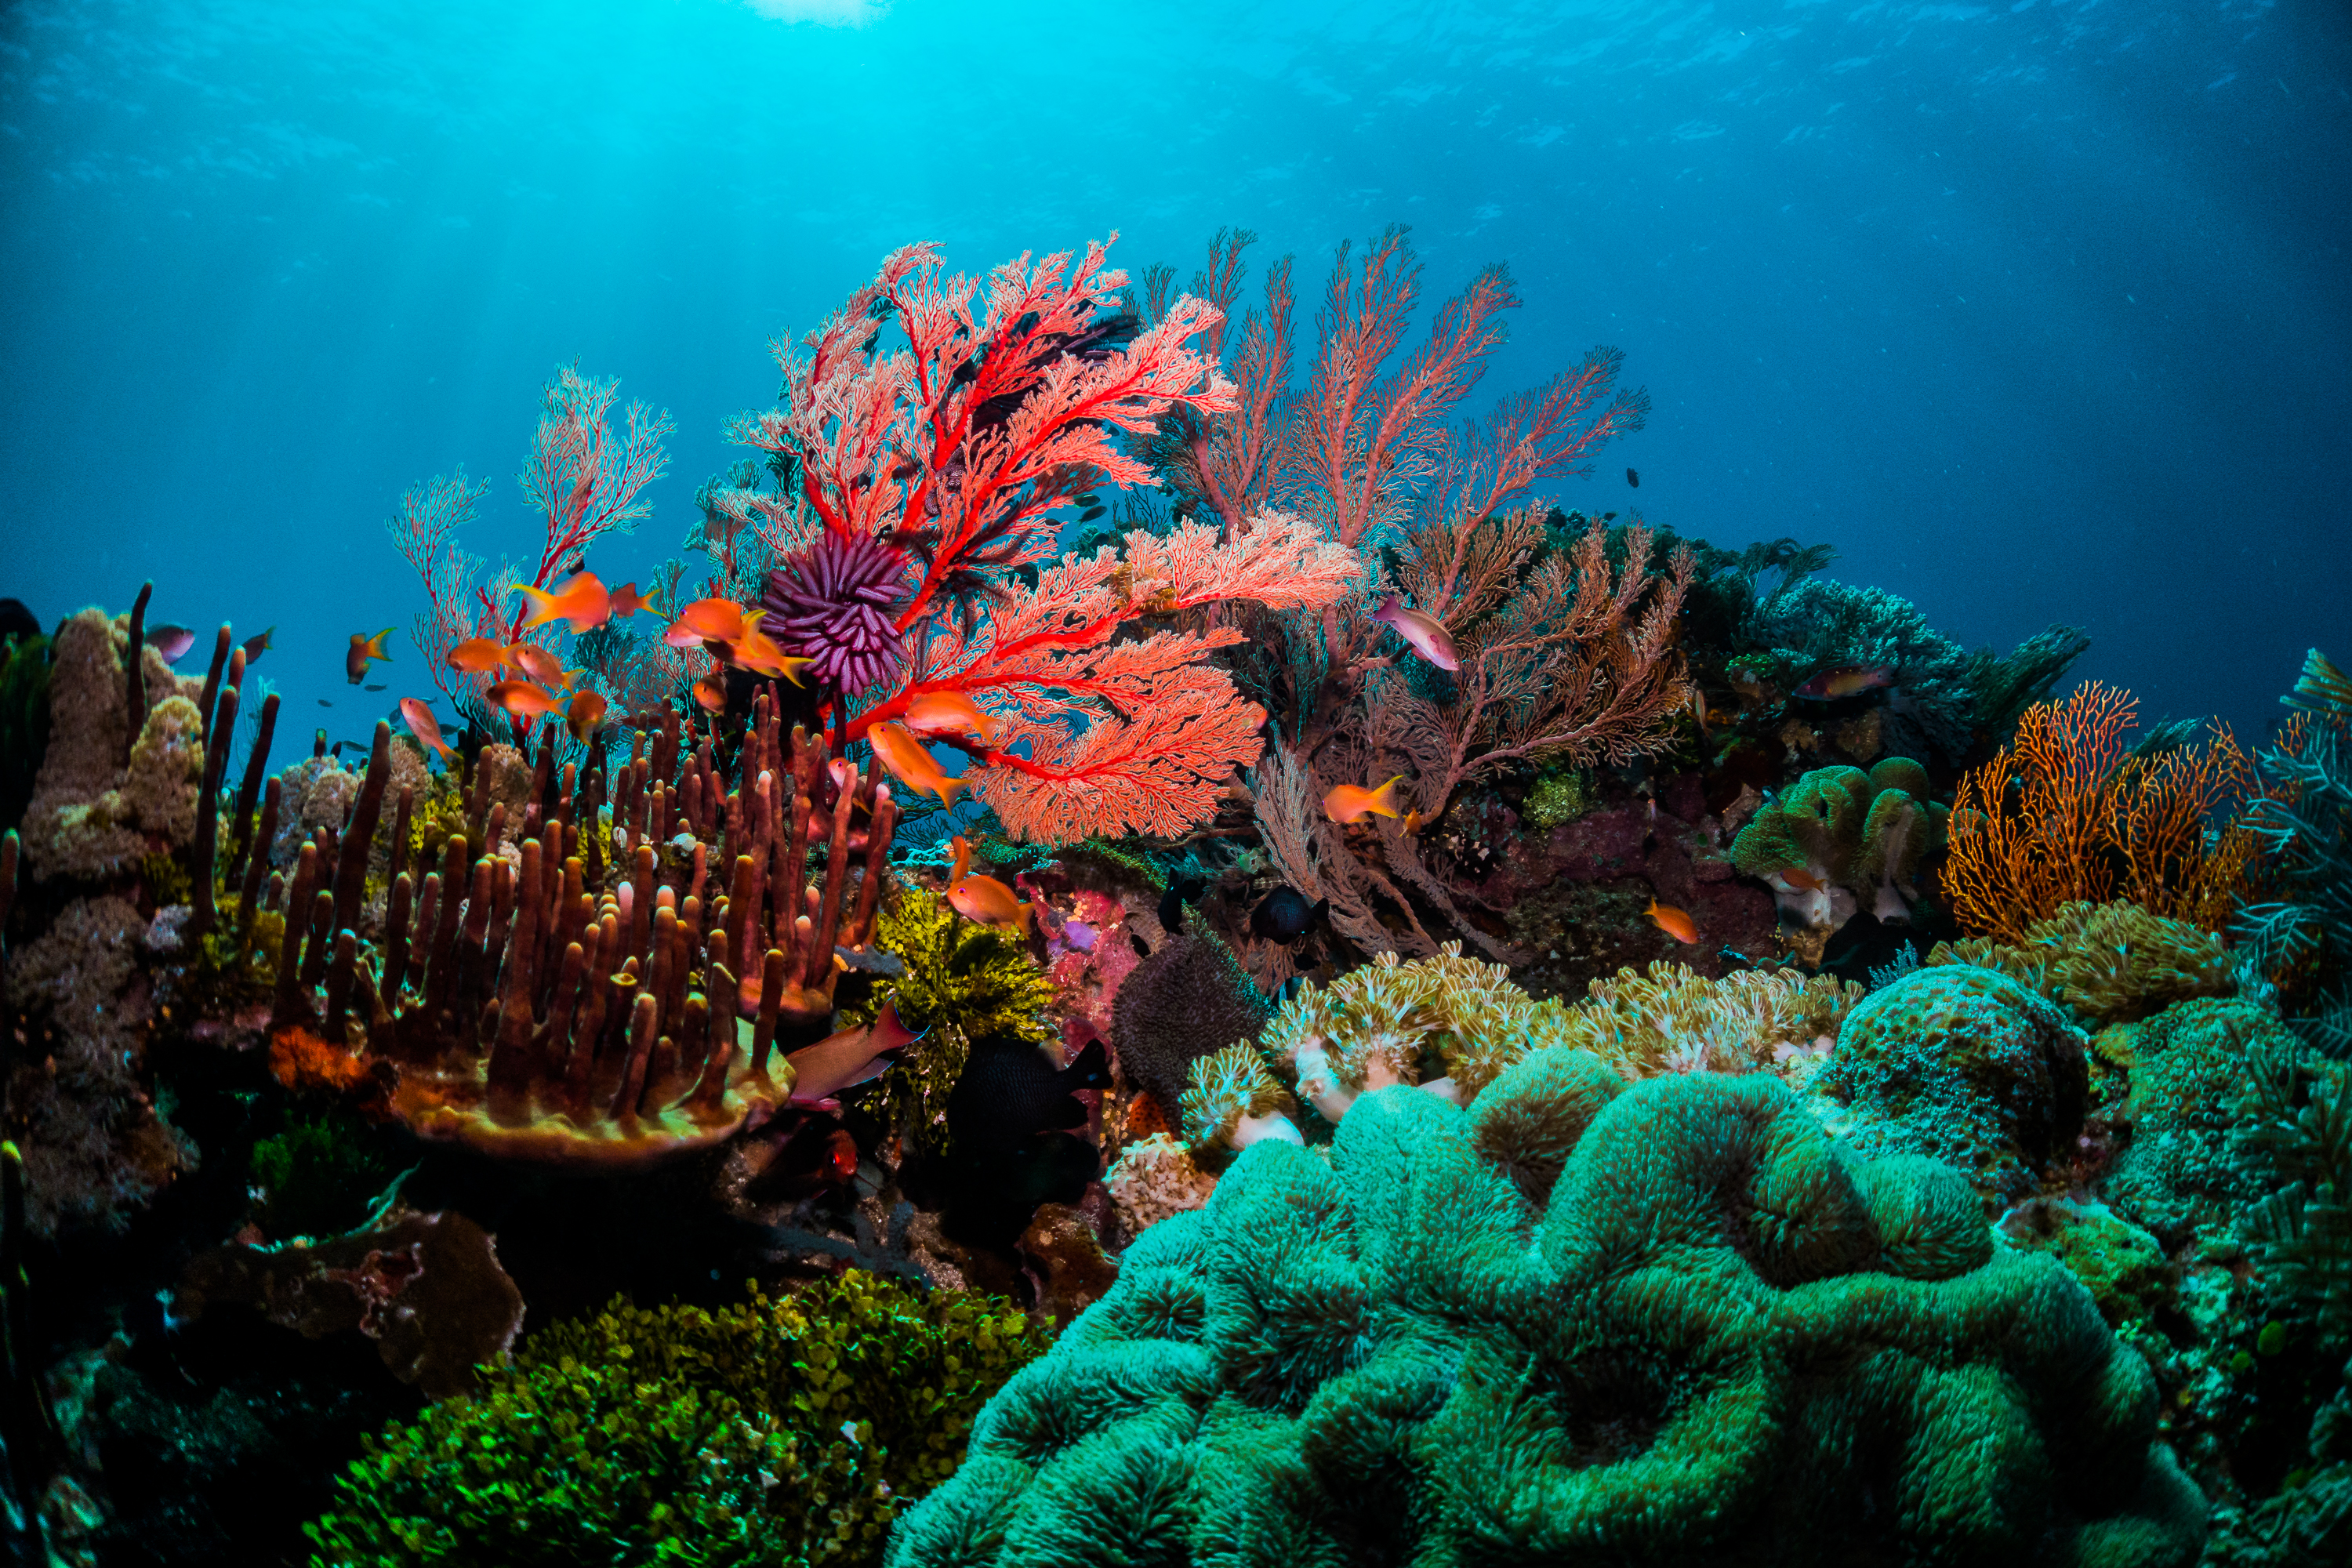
887 1054 2205 1566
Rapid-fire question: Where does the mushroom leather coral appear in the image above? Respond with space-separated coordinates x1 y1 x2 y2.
886 1061 2206 1567
1730 754 1946 943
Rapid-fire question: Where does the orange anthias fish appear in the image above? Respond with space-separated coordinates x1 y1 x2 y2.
667 597 751 648
517 571 613 634
1324 775 1406 824
1646 899 1700 944
946 835 1034 935
608 582 653 619
488 678 561 719
691 666 729 714
868 721 966 806
902 690 999 743
503 642 575 690
564 688 608 743
1779 865 1827 893
720 618 812 686
347 628 394 684
446 638 513 674
1369 595 1461 672
398 697 457 765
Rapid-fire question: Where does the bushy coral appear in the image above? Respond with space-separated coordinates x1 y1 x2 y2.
2001 1197 2174 1331
305 1271 1054 1567
1521 766 1597 829
1820 964 2089 1210
855 886 1058 1153
1559 959 1865 1079
1731 756 1947 951
1932 901 2236 1027
887 1061 2204 1566
247 1106 403 1240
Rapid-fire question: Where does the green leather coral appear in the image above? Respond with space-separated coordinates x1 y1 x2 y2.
1731 755 1948 938
305 1270 1053 1567
887 1057 2205 1566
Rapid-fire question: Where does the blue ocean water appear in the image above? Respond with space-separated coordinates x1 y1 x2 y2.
2 0 2344 749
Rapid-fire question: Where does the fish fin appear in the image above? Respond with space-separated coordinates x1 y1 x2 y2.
515 585 564 628
1370 775 1406 816
938 771 967 808
366 629 396 659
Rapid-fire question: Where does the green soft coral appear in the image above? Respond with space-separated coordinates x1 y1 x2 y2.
889 1059 2205 1566
306 1270 1054 1568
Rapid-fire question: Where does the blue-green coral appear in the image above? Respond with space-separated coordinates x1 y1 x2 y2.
304 1270 1054 1567
1820 964 2089 1210
2107 998 2290 1240
887 1058 2204 1566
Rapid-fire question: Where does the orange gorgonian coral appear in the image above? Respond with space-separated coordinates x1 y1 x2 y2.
1944 682 2258 943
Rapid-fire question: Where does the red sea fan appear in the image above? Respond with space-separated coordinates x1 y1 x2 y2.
718 237 1364 841
758 528 911 694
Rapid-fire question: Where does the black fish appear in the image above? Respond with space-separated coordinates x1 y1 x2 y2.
317 699 332 708
363 682 387 692
1626 467 1640 488
241 625 274 663
0 599 39 642
1157 874 1206 934
946 1036 1111 1153
1250 886 1328 944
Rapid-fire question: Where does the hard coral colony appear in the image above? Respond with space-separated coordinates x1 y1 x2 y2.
0 227 2340 1568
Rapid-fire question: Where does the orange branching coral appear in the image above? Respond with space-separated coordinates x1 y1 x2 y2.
1945 683 2257 942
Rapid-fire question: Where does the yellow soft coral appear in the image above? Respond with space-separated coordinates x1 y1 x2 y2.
1258 943 1577 1117
1559 961 1867 1081
1927 899 2232 1025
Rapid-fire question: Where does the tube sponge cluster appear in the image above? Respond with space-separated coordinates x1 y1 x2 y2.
887 1056 2205 1566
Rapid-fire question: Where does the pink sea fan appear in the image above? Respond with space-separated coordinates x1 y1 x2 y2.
758 528 910 693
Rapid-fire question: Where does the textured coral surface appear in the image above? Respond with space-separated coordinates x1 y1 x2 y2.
891 1058 2205 1567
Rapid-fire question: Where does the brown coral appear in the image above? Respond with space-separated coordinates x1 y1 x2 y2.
19 608 203 880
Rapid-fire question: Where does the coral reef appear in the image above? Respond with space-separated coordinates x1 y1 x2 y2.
175 1200 525 1401
18 608 202 881
306 1272 1053 1566
1559 958 1865 1079
888 1063 2204 1566
1102 1134 1217 1239
1819 964 2089 1210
